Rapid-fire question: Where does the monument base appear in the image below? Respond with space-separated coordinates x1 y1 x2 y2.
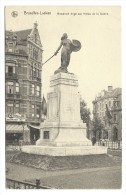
28 72 107 157
21 145 107 156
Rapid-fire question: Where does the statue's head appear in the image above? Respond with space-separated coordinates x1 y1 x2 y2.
61 33 68 40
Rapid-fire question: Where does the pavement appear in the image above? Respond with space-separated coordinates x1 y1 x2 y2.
6 162 121 189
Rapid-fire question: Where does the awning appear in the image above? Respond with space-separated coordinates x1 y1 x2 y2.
29 124 40 130
6 124 29 133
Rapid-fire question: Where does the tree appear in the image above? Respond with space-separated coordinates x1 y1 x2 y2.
41 96 47 116
80 99 91 128
92 115 105 140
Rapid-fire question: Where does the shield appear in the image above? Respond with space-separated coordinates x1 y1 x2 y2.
71 40 81 52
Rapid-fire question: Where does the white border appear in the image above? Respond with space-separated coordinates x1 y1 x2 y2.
0 1 126 195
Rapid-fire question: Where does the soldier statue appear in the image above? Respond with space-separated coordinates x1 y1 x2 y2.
54 33 81 74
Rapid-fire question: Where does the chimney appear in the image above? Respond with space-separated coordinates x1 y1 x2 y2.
108 86 113 92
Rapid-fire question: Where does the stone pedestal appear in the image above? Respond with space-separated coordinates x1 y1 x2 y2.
37 72 92 146
22 72 107 156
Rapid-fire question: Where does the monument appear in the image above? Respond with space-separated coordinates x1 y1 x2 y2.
22 33 107 156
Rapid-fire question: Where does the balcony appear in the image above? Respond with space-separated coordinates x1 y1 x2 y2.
29 95 41 102
6 93 21 100
31 76 41 82
5 73 17 79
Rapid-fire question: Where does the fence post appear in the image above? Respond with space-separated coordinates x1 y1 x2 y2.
36 179 40 189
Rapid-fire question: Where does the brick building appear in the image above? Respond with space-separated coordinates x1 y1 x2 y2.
5 22 43 144
92 86 122 141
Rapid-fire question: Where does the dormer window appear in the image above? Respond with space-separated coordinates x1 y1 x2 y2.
8 42 13 52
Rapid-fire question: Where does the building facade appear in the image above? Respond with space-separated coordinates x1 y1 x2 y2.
92 86 122 141
5 22 43 144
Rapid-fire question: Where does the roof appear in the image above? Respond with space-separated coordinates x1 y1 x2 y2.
15 29 32 41
6 124 29 133
93 88 121 103
111 88 121 97
104 88 121 99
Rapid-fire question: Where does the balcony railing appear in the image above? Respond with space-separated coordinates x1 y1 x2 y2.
31 76 41 82
6 93 21 99
5 73 17 79
30 95 41 102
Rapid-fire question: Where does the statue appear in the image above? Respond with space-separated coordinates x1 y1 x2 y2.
54 33 81 74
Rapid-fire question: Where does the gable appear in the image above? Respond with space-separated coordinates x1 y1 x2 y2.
28 26 42 47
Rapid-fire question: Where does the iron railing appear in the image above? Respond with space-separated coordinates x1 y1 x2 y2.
6 93 21 99
96 140 122 149
5 73 17 79
6 178 54 189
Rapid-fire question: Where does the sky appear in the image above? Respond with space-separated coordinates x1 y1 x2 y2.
5 6 121 114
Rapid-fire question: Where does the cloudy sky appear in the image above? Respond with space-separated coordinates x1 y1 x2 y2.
5 6 121 114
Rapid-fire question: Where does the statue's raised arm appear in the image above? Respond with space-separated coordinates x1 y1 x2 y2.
54 33 81 74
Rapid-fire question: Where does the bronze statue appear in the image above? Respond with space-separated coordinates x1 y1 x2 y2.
54 33 81 74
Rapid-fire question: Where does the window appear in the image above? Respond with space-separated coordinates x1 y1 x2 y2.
31 84 35 95
6 62 16 74
8 66 13 74
31 66 34 78
113 114 117 122
33 68 39 78
15 104 19 113
36 85 40 96
8 43 13 52
36 105 40 118
16 83 19 93
34 68 37 77
7 82 14 94
33 49 38 60
7 103 13 115
36 69 39 77
32 105 35 117
43 131 49 139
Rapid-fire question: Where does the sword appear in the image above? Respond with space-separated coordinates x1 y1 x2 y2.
42 54 56 66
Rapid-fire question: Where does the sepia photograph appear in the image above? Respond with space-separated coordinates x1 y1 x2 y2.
0 1 126 193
